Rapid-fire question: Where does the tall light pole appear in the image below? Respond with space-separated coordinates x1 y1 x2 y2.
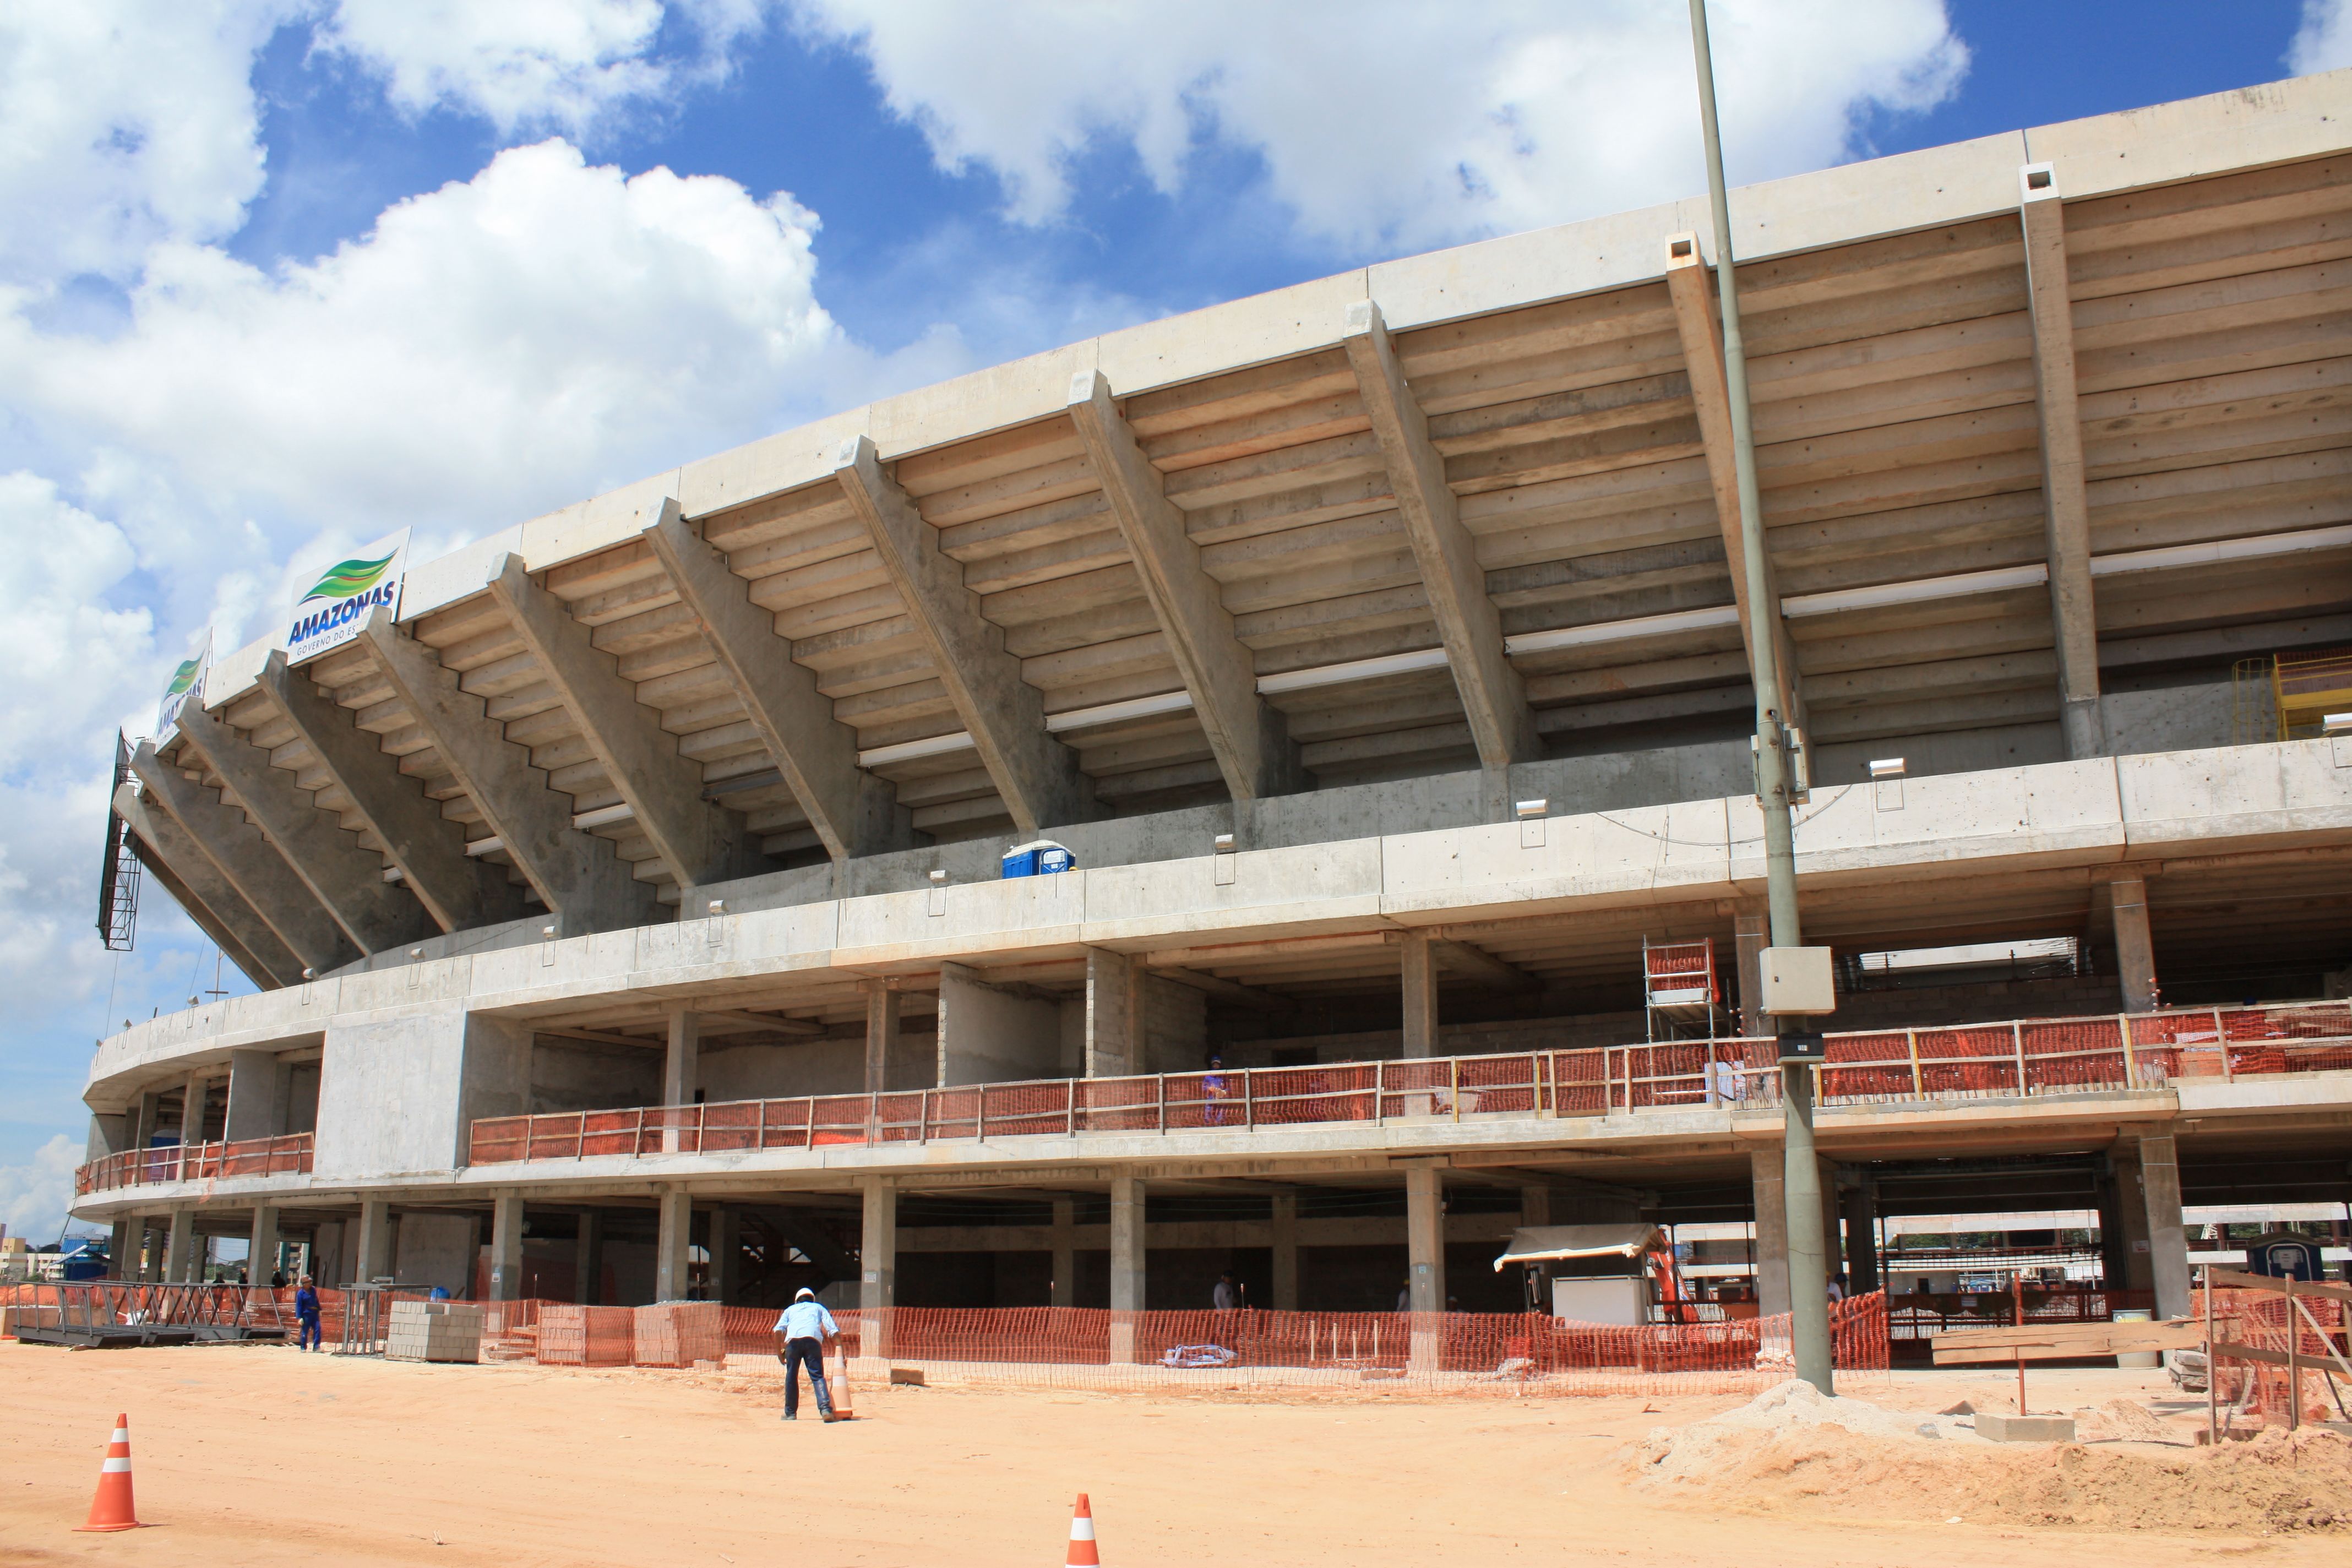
1686 0 1834 1393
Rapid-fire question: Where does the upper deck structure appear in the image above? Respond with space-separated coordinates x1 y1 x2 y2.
78 72 2352 1327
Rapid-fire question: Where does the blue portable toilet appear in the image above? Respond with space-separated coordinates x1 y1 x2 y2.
1000 839 1075 878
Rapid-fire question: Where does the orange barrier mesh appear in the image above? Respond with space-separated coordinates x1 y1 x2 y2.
2208 1288 2350 1428
461 1003 2352 1172
78 1133 314 1196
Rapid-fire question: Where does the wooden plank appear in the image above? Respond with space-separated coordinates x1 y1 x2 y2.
2210 1267 2352 1306
1932 1317 2203 1356
2211 1338 2350 1377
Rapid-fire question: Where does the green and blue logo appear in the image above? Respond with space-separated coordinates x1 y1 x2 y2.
286 529 408 663
298 551 399 605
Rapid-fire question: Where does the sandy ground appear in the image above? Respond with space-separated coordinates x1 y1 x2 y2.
0 1341 2342 1566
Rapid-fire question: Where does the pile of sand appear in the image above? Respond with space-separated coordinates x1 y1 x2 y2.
1625 1380 2352 1534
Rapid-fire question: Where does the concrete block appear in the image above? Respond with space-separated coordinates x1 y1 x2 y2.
2026 71 2352 200
1099 270 1365 395
872 340 1097 458
516 470 682 569
1371 200 1685 331
1975 1412 2076 1443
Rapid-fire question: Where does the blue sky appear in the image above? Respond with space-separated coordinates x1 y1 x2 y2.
1 0 2343 1242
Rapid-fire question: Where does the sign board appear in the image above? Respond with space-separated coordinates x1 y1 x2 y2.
284 528 409 667
156 629 210 736
1777 1032 1826 1065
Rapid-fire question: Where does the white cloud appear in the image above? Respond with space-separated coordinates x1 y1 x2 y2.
0 2 292 285
4 139 847 543
319 0 774 136
788 0 1967 250
0 1135 83 1245
2290 0 2352 73
0 474 154 776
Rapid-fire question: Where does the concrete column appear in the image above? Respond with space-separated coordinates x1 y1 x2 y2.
663 1009 700 1154
1406 1164 1446 1372
164 1208 195 1282
2095 1173 2132 1292
2110 1144 2157 1292
2136 1131 2193 1320
1820 1160 1843 1292
132 1091 160 1153
654 1186 692 1302
354 1199 393 1286
1751 1145 1790 1316
1841 1179 1879 1295
1270 1191 1299 1311
938 961 1061 1086
249 1205 280 1284
860 1176 896 1358
2107 876 2159 1012
710 1206 739 1305
488 1192 524 1302
1049 1197 1076 1306
574 1210 603 1305
1109 1174 1145 1363
224 1048 286 1142
182 1072 209 1144
142 1221 165 1281
1734 907 1769 1037
108 1219 133 1281
1400 930 1438 1058
1083 948 1138 1077
862 982 899 1094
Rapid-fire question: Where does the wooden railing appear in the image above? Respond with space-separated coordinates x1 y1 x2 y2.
465 1001 2352 1167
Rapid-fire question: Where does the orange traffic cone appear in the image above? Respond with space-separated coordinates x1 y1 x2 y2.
1065 1493 1099 1566
824 1346 855 1420
74 1413 142 1532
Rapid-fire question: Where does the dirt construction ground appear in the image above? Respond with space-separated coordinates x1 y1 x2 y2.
2 1341 2348 1565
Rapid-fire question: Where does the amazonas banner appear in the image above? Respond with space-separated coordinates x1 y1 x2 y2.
157 629 211 736
285 527 410 666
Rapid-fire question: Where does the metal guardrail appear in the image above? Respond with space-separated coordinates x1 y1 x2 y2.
461 1001 2352 1167
75 1132 313 1196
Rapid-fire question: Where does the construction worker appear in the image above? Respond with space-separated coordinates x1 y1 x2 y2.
293 1275 322 1352
772 1287 841 1422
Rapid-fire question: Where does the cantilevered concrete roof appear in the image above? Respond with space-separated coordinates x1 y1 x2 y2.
134 71 2352 987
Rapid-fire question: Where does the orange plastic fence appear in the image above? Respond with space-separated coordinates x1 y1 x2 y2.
461 1003 2352 1168
620 1296 1886 1398
77 1133 314 1196
2207 1288 2351 1428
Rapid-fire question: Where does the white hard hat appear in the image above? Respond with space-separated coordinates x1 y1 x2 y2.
794 1287 816 1300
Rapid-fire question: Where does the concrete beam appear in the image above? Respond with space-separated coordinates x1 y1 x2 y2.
1342 299 1539 770
694 1008 826 1038
1751 1145 1790 1316
115 784 301 987
834 434 1095 838
1400 929 1438 1058
128 742 356 976
361 611 657 932
2104 873 2160 1011
353 1199 393 1286
862 982 899 1094
488 1192 523 1302
1663 235 1805 727
172 704 428 956
484 552 764 896
859 1176 895 1355
260 649 520 934
1153 965 1294 1014
1068 370 1304 801
2133 1129 2193 1320
2018 167 2108 760
654 1185 691 1302
1434 936 1542 993
643 500 912 863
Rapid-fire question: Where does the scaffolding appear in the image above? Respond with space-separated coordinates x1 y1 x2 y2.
1642 938 1723 1043
95 732 140 952
2272 648 2352 741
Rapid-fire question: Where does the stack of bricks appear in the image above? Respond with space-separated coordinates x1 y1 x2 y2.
536 1304 635 1365
632 1302 726 1368
383 1300 485 1364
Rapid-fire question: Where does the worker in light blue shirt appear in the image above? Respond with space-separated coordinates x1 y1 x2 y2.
772 1288 841 1422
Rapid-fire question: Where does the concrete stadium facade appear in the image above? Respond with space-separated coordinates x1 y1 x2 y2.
74 73 2352 1326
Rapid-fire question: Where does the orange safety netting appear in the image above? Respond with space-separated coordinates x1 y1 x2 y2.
2206 1288 2351 1428
464 1002 2352 1170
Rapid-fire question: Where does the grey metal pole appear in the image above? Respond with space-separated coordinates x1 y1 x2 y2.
1686 0 1833 1394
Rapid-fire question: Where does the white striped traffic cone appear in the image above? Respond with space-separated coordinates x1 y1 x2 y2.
75 1413 141 1532
1065 1492 1099 1566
